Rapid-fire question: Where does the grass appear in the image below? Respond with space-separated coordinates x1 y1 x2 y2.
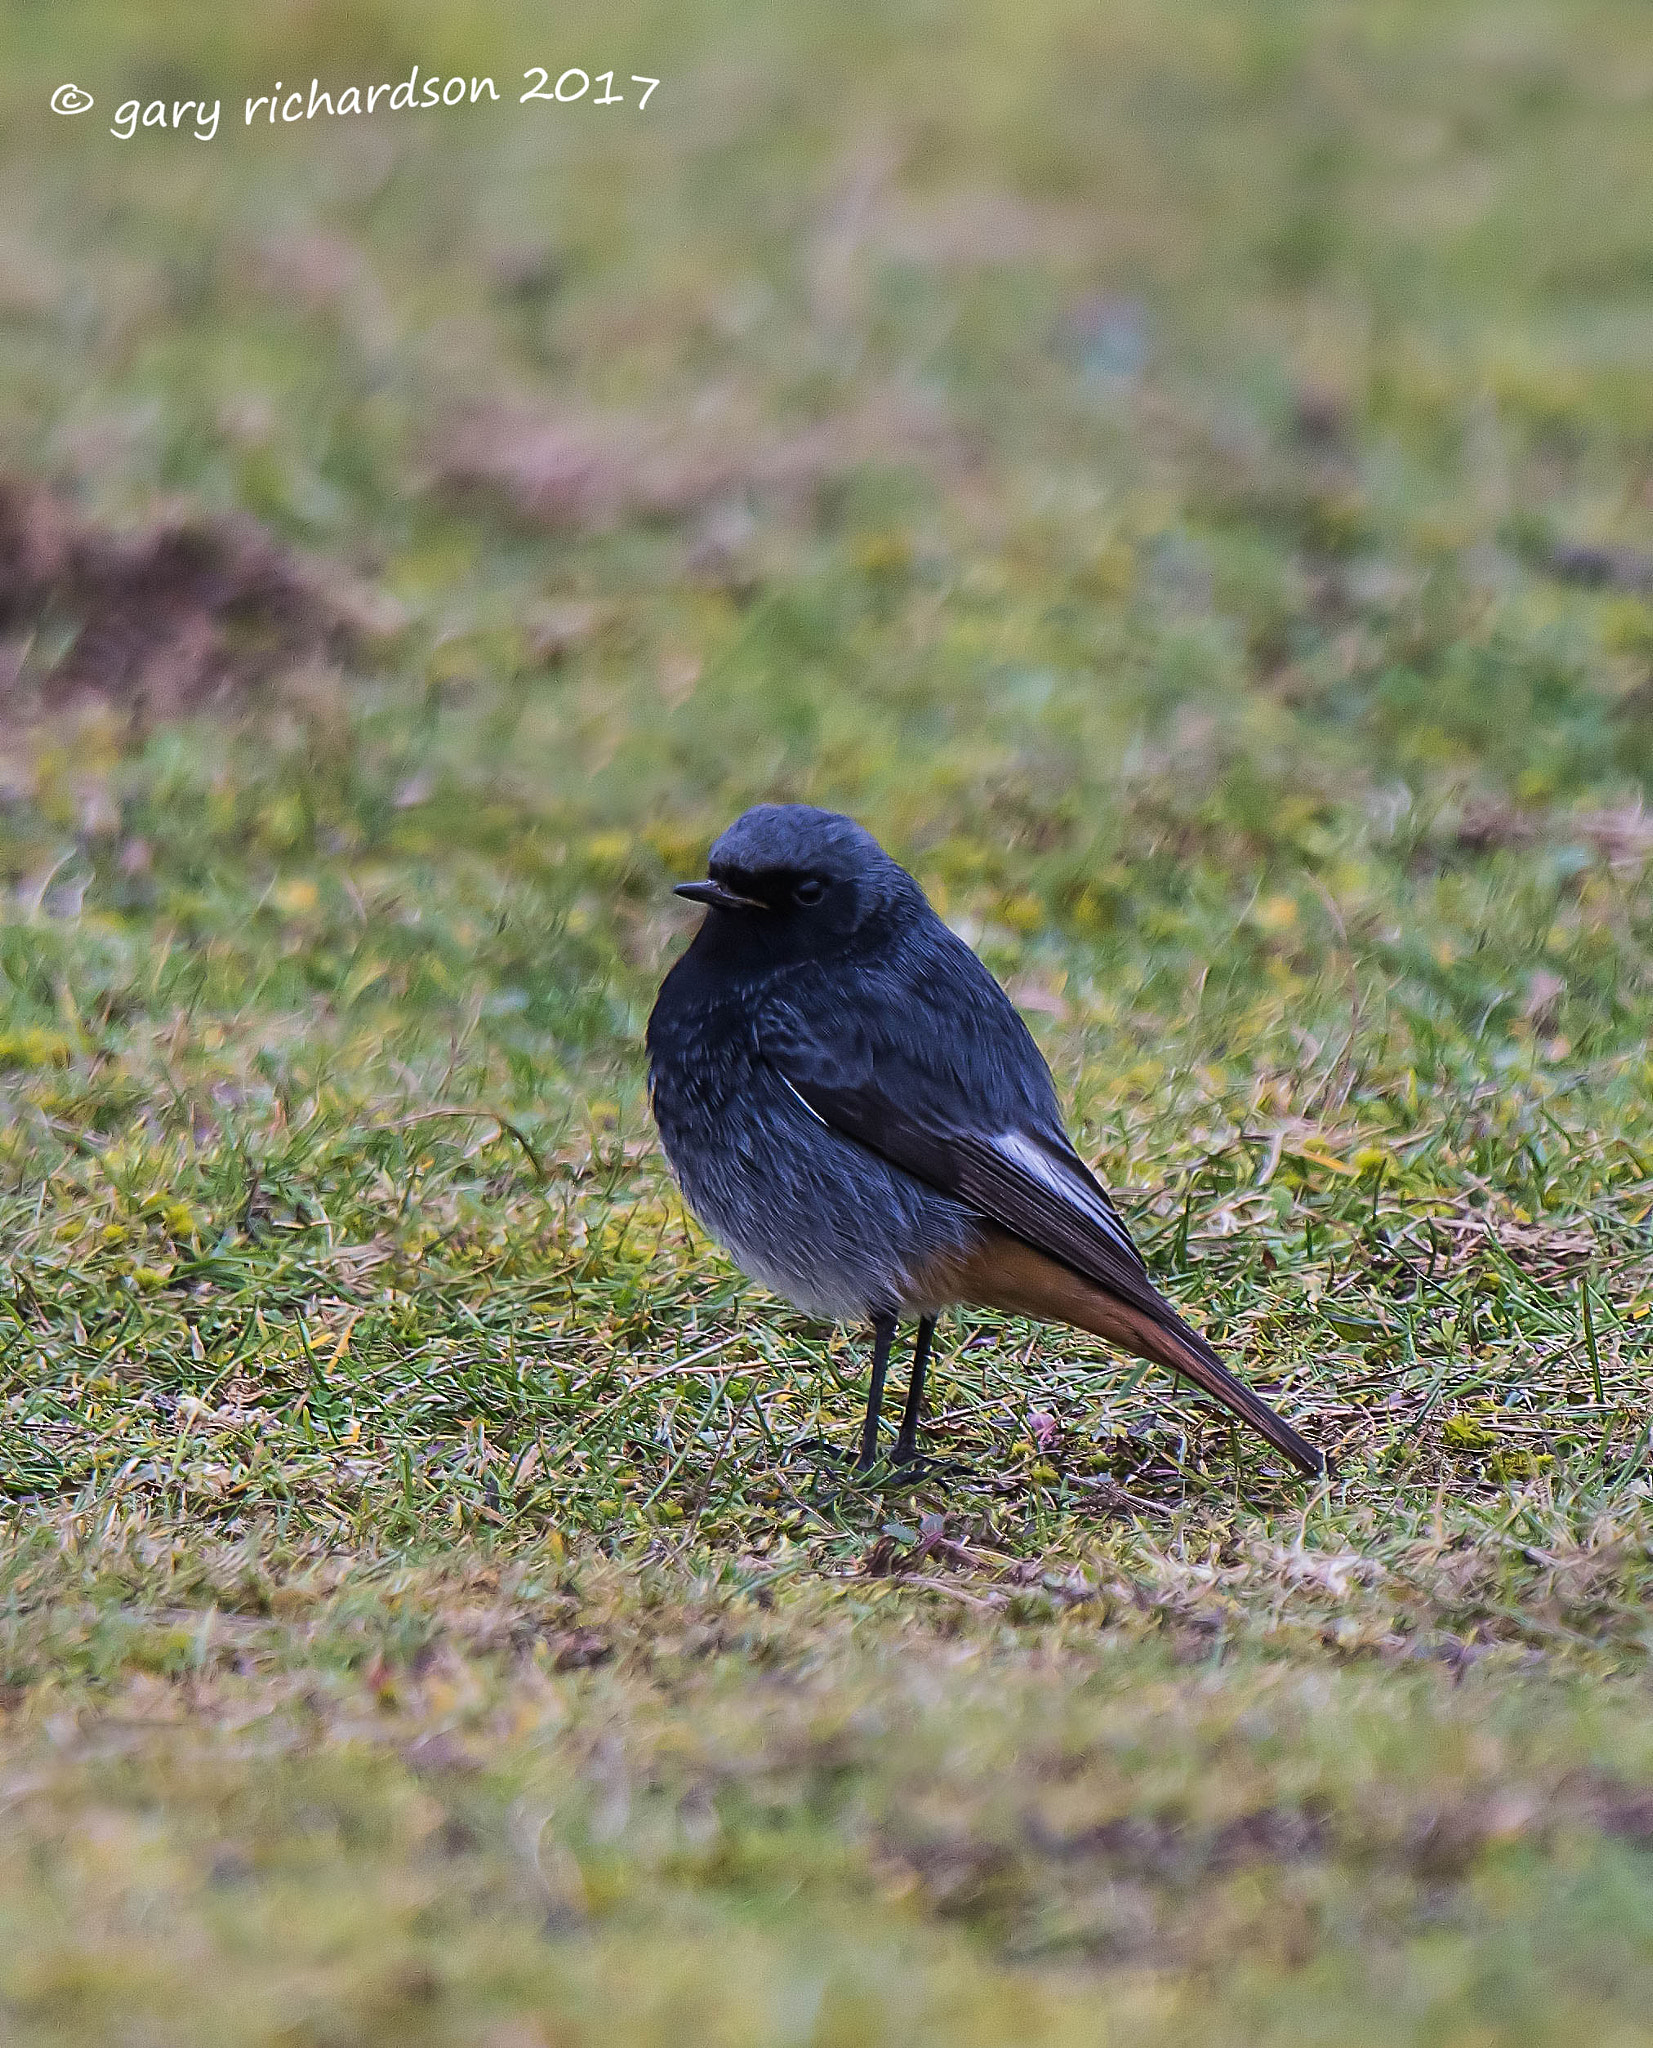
6 1543 1653 2048
1 0 1653 2037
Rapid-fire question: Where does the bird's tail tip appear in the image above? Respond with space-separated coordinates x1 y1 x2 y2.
1158 1316 1328 1481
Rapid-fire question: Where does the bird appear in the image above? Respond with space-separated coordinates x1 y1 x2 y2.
645 803 1325 1479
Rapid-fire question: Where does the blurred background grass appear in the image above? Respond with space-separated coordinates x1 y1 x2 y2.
3 2 1653 2042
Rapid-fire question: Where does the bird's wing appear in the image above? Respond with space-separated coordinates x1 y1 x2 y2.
758 993 1326 1477
758 996 1160 1320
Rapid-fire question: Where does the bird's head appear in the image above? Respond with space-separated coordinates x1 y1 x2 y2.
674 804 918 958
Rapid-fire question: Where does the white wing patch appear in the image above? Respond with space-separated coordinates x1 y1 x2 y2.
780 1073 830 1128
994 1129 1142 1263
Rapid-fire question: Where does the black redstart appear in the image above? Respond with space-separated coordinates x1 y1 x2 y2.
646 803 1324 1478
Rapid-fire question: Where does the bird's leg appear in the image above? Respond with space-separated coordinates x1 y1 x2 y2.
893 1315 935 1466
857 1313 898 1470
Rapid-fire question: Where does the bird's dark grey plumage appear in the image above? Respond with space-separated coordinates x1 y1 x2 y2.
646 803 1324 1477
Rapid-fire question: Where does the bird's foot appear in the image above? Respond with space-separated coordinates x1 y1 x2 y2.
850 1445 972 1484
786 1436 970 1485
889 1449 972 1482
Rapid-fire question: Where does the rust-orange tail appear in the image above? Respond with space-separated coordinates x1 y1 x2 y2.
937 1229 1326 1477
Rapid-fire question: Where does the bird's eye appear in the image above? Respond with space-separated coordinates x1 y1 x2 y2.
792 877 826 906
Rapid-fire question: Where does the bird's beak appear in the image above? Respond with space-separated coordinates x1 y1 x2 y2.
673 880 766 911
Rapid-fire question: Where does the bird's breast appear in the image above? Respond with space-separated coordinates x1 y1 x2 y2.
646 977 980 1322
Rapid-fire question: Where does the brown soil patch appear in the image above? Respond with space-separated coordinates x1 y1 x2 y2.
433 389 959 533
1454 797 1653 864
0 478 399 723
